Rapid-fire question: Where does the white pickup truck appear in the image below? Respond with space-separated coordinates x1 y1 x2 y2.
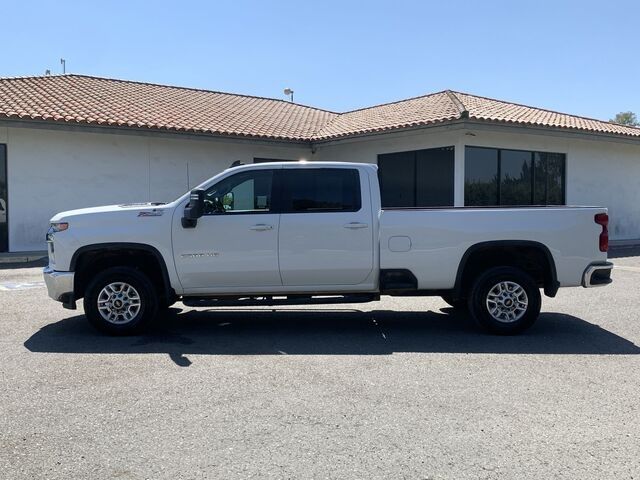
44 161 613 335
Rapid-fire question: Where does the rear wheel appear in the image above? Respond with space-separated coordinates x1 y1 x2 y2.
468 266 541 335
83 266 158 335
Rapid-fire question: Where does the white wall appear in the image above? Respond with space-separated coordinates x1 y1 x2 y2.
4 126 309 251
453 128 640 241
314 126 640 241
3 122 640 252
314 127 466 204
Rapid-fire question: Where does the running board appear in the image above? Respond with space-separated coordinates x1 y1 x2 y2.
182 293 380 308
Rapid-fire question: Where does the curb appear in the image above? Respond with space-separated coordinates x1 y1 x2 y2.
0 251 48 265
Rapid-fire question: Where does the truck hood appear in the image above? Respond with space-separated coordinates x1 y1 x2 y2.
50 202 171 222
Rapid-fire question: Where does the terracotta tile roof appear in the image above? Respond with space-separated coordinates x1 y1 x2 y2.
0 74 337 141
312 90 640 140
314 91 463 139
0 74 638 142
454 91 640 139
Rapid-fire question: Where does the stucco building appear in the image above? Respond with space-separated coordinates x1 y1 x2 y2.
0 74 638 252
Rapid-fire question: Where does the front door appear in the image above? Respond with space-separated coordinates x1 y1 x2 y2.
173 168 281 292
0 145 7 252
277 167 374 287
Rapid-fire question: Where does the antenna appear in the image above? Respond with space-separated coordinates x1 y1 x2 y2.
283 88 294 102
60 58 66 74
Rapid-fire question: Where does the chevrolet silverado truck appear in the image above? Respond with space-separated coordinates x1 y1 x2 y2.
44 161 613 335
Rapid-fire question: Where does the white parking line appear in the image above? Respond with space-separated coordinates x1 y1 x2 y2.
0 281 45 291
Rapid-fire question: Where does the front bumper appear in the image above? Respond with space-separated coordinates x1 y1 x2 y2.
582 262 614 288
43 266 76 308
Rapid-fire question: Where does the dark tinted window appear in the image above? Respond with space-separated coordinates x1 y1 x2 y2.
464 147 498 206
500 149 532 205
378 147 454 207
254 158 296 163
534 152 565 205
280 168 361 213
204 169 273 214
465 147 565 206
378 151 415 207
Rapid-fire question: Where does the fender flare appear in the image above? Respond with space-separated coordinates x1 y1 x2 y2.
70 242 175 300
453 240 559 298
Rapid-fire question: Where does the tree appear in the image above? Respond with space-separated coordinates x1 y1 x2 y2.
610 111 639 126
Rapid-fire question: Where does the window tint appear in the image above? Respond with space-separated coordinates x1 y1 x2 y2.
500 149 532 205
464 147 498 206
204 170 273 214
378 146 454 208
465 147 565 206
534 152 565 205
378 151 415 207
253 158 296 163
280 169 361 213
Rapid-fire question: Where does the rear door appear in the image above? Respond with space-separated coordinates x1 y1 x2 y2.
277 167 374 286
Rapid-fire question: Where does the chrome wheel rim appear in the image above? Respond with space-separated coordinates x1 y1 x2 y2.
485 281 528 323
97 282 141 324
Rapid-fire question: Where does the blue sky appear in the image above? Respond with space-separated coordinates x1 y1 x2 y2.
1 0 638 120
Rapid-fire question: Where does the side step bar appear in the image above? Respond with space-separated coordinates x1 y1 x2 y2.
182 293 380 308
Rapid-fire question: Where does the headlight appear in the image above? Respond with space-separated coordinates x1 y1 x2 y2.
49 222 69 233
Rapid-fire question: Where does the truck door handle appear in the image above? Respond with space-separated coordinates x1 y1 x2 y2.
343 222 368 229
249 224 273 231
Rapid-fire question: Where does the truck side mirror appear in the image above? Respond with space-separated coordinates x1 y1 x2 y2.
182 188 205 228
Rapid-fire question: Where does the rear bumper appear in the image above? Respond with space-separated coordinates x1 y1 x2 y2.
43 266 76 308
582 262 613 288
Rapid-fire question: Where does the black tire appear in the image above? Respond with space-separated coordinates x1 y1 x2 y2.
467 266 541 335
83 266 158 335
441 294 467 310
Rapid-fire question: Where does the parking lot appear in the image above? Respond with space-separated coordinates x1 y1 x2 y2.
1 252 639 479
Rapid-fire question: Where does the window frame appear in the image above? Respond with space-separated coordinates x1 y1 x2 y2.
276 168 363 214
464 145 566 206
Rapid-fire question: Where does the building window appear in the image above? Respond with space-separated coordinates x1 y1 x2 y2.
378 146 454 207
253 158 296 163
465 146 565 206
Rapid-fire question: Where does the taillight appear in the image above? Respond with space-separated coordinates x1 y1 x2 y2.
594 213 609 252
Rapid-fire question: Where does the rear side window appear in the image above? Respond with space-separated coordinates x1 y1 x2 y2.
279 168 361 213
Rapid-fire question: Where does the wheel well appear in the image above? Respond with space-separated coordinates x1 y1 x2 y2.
456 243 558 299
72 246 172 303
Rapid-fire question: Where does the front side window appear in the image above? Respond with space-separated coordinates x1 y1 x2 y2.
280 168 361 213
204 170 273 214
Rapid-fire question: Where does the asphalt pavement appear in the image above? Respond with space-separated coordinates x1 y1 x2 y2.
1 254 639 479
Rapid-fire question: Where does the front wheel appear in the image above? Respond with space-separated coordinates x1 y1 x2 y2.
83 267 158 335
468 266 541 335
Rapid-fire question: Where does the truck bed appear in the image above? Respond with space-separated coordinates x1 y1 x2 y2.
379 206 608 290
